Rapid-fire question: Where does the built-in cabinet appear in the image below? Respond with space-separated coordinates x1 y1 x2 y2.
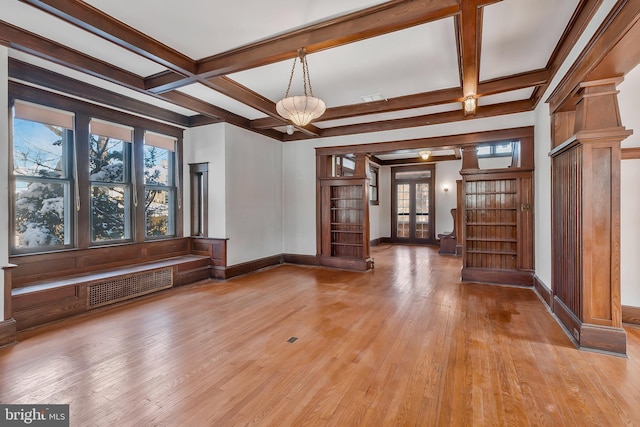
461 171 533 285
316 153 372 271
460 138 534 286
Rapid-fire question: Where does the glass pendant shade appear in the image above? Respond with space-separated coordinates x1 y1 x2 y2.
277 48 325 127
276 95 326 127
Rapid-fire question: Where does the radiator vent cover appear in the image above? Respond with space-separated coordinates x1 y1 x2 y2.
88 268 173 308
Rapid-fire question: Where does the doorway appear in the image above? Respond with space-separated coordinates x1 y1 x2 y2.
391 165 436 244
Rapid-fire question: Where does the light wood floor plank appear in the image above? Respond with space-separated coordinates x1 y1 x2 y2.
2 245 640 426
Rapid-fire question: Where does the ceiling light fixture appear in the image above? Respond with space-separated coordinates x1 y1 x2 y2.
419 150 432 160
463 96 477 115
276 48 326 127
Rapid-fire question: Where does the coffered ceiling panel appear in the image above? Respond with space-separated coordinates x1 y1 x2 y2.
230 17 460 108
480 0 581 82
83 0 389 59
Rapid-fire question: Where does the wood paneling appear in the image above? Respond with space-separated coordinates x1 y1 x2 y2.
0 319 16 348
533 275 553 308
622 305 640 324
10 239 192 288
549 79 631 355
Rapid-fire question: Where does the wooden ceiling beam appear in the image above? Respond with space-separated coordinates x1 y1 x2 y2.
287 99 535 141
478 69 549 96
459 0 483 101
250 87 465 130
186 0 459 82
315 126 535 156
19 0 196 75
0 21 144 90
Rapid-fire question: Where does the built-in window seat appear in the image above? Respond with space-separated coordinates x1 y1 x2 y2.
9 237 227 331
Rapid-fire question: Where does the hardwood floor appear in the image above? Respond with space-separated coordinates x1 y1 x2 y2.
2 244 640 426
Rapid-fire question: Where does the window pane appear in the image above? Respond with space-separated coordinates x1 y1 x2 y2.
91 185 130 241
13 118 68 178
495 142 513 154
395 170 431 179
476 145 492 156
14 180 69 248
144 145 172 185
90 135 126 182
146 189 174 237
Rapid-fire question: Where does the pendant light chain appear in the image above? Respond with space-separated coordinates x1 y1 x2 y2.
284 55 298 98
302 53 314 97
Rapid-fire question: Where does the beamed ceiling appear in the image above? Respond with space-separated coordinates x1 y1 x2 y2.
0 0 605 145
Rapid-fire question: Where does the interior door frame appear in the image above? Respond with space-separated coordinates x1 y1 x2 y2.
390 164 436 244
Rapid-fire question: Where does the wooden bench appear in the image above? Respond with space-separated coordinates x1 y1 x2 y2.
9 237 227 331
12 255 210 330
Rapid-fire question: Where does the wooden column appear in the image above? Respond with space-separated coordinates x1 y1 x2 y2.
550 78 631 355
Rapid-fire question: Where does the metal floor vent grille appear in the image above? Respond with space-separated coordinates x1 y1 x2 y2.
88 268 173 308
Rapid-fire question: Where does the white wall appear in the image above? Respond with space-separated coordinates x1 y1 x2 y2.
0 46 8 321
224 125 283 266
377 166 392 239
184 124 284 265
435 160 461 236
618 65 640 306
183 123 226 238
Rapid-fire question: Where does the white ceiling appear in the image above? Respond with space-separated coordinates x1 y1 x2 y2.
1 0 587 150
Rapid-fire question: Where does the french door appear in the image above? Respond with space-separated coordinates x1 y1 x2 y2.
391 165 436 244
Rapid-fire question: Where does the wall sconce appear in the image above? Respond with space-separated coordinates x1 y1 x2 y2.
443 185 449 193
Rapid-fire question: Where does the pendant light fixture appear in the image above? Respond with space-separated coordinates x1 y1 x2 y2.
276 48 326 127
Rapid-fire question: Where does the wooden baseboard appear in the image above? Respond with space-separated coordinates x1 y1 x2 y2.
370 238 383 247
223 255 284 279
0 318 17 348
580 323 627 355
533 275 553 309
554 296 626 355
318 256 373 271
283 254 319 266
461 268 533 286
622 305 640 325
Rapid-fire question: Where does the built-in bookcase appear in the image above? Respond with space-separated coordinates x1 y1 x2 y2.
461 171 533 285
330 185 365 258
316 153 372 271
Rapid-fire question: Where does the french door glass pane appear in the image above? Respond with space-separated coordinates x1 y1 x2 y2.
415 183 430 239
396 183 410 238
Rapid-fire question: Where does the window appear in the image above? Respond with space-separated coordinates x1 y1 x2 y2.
476 141 515 157
12 101 75 251
89 119 133 243
332 155 355 177
189 163 208 237
369 164 379 205
144 132 176 238
10 91 184 255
